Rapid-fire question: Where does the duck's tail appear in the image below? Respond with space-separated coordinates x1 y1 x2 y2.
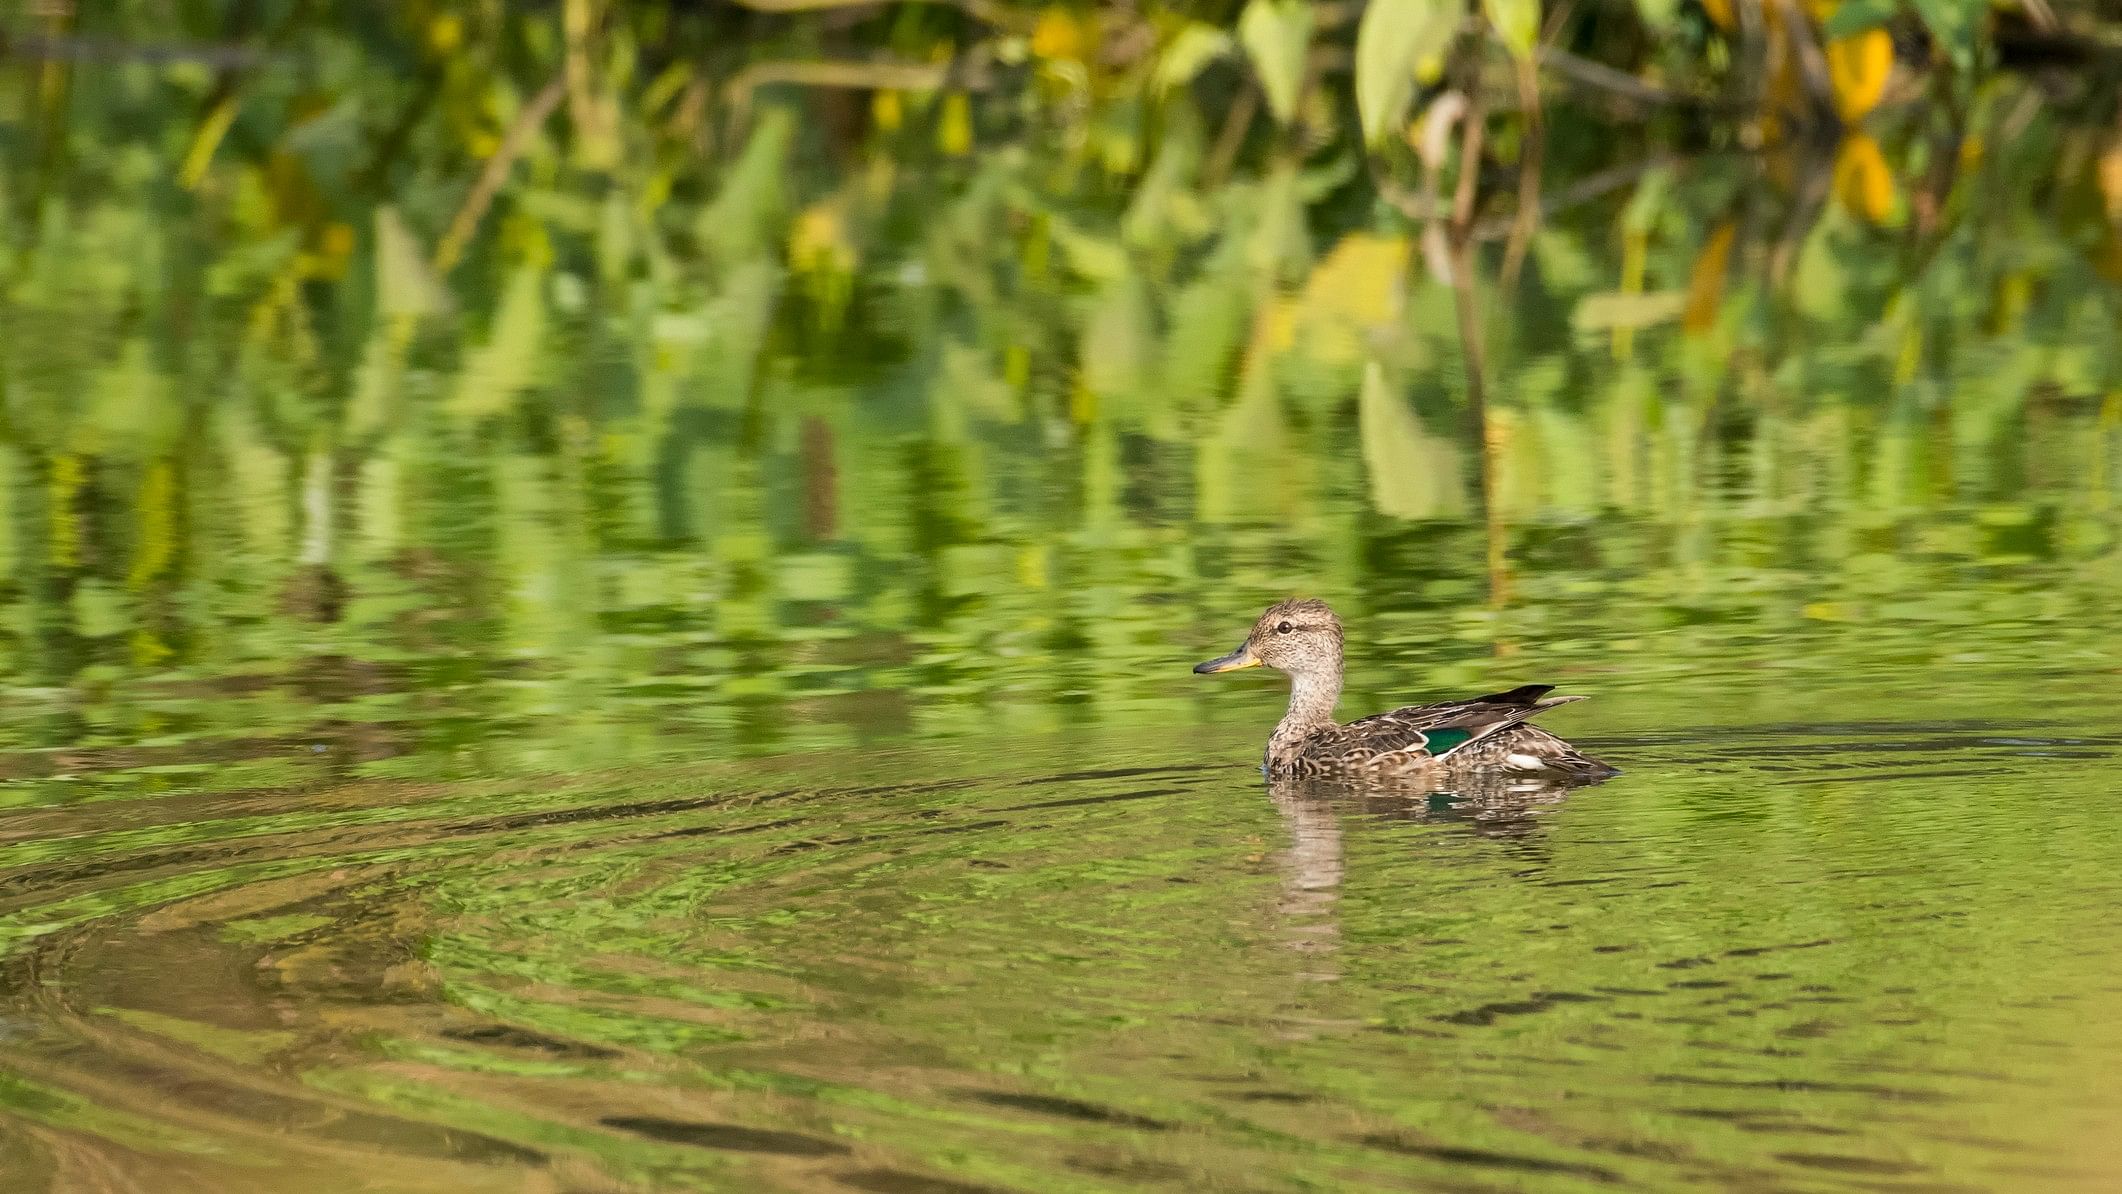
1467 684 1587 713
1435 688 1616 778
1491 725 1620 777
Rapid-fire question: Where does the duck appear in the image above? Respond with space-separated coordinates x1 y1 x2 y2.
1193 598 1614 780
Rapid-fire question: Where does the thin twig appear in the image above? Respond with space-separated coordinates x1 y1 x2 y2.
1448 83 1488 423
563 0 613 164
1541 0 1580 43
723 54 994 134
1535 46 1685 106
723 0 1015 27
1767 139 1833 289
1501 0 1582 286
1911 91 1967 237
1736 0 1768 131
433 77 566 276
1472 153 1678 239
1415 90 1468 278
1770 0 1836 120
1449 216 1486 405
1203 81 1260 188
672 75 714 155
1377 179 1443 223
1444 84 1511 640
0 32 280 67
1450 90 1487 238
1500 53 1543 289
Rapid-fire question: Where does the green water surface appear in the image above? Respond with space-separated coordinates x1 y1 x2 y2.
2 11 2120 1191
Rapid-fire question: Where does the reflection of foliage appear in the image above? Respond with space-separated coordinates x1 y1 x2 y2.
0 3 2116 780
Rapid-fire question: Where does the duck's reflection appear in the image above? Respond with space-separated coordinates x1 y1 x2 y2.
1336 771 1588 838
1269 783 1344 981
1266 771 1608 977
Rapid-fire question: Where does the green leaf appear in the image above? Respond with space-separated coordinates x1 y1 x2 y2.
1238 0 1314 125
1620 164 1672 234
1910 0 1980 67
700 106 795 265
447 266 547 421
374 207 446 318
1356 0 1461 147
1484 0 1540 59
1631 0 1681 31
1823 0 1897 37
1358 360 1466 521
1570 290 1687 332
1154 24 1235 95
1046 214 1129 283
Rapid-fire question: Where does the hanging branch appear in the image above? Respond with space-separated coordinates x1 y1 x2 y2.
722 52 996 138
1769 0 1837 120
1501 54 1544 288
433 77 567 276
1536 46 1685 107
722 0 1016 27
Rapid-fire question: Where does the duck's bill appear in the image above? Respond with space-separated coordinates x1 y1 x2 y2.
1193 645 1261 674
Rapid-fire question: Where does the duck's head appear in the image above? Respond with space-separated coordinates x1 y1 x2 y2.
1193 598 1345 678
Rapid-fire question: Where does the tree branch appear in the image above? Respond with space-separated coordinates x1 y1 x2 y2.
433 77 567 276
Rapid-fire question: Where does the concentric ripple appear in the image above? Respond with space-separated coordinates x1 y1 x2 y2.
2 722 2121 1192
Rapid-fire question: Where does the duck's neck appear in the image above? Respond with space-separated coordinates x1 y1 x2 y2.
1270 669 1342 753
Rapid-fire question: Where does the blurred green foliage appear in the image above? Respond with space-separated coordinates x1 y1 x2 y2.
0 0 2116 788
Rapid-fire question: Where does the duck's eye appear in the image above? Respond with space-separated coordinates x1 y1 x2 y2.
1275 621 1293 634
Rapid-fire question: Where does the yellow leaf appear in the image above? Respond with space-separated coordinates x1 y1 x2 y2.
319 221 356 260
871 89 903 133
304 221 357 281
428 13 464 54
937 92 973 155
1069 378 1096 424
1701 0 1737 31
1612 227 1647 361
788 200 855 275
1261 295 1300 354
128 462 177 590
1832 133 1897 224
1682 221 1736 335
178 96 238 190
1573 290 1687 332
2097 141 2122 222
1827 28 1892 123
1301 233 1407 325
1280 233 1409 363
1031 7 1091 62
49 453 86 569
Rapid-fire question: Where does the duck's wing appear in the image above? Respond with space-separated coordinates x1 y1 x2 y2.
1345 685 1588 760
1446 724 1618 778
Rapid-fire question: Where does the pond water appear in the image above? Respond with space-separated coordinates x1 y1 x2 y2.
3 23 2122 1193
6 688 2122 1191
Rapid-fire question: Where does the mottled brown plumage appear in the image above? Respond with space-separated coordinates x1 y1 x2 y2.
1194 598 1614 780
